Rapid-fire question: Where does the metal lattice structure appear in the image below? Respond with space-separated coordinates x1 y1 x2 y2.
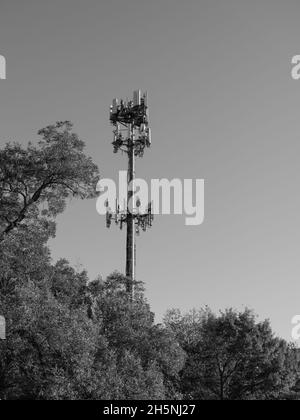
107 90 153 299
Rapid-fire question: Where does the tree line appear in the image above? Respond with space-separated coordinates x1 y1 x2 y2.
0 122 299 400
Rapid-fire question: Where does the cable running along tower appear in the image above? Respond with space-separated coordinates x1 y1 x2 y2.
107 90 153 299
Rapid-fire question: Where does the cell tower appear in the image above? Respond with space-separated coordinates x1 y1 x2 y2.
107 90 154 299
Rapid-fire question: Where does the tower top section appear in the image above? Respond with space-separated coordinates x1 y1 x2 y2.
110 90 149 127
110 90 151 157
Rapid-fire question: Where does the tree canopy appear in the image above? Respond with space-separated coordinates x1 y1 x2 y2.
0 123 185 400
0 121 99 241
0 122 299 400
165 308 299 400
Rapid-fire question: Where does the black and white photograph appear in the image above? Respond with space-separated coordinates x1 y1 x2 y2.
1 0 300 405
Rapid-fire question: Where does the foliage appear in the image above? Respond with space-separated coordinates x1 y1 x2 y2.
0 123 299 400
165 308 299 400
86 273 186 399
0 121 99 241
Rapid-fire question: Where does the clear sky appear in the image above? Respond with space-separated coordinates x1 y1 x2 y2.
1 0 300 340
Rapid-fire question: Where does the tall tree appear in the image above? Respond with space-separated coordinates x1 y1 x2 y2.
87 273 186 399
165 308 298 400
0 123 102 399
0 121 99 241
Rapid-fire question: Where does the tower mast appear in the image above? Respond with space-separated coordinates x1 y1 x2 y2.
126 134 136 291
107 90 153 299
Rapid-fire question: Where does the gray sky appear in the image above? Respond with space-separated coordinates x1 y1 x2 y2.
1 0 300 340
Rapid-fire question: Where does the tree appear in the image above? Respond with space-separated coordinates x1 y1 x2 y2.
0 225 185 399
0 123 103 399
0 121 99 241
0 279 100 400
87 273 186 399
0 121 184 399
3 122 297 400
165 308 298 400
